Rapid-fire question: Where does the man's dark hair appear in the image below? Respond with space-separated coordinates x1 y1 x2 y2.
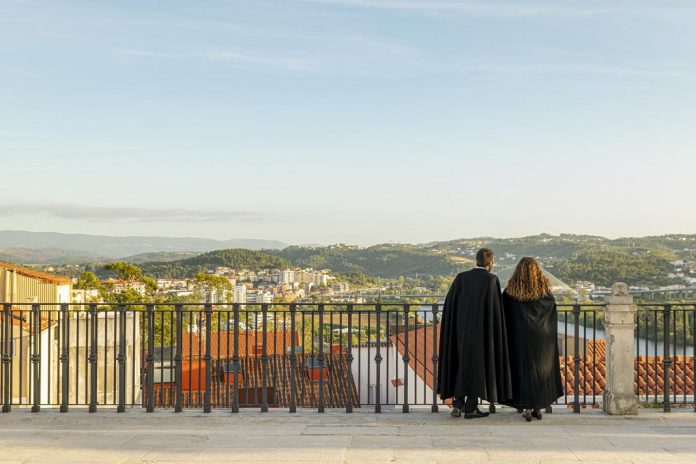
476 248 495 267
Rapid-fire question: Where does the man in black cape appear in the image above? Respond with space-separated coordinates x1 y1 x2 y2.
437 248 512 418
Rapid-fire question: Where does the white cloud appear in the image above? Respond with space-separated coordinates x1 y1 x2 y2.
0 204 265 223
301 0 603 16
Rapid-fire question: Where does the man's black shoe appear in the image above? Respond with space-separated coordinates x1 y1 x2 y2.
450 407 462 417
464 408 490 419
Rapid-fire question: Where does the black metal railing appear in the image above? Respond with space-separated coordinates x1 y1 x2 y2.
635 303 696 412
0 302 693 413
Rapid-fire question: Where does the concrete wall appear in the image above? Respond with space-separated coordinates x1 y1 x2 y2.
352 344 437 409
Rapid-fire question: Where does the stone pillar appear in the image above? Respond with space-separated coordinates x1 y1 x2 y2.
602 282 638 415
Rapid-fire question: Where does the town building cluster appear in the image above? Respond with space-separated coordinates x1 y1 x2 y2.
155 267 351 303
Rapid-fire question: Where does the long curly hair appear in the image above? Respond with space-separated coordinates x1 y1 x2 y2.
505 257 551 301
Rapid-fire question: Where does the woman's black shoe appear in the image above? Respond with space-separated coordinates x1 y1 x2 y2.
464 408 490 419
532 409 542 420
450 407 462 417
522 410 532 422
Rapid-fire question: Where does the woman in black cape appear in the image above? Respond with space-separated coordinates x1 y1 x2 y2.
502 257 563 421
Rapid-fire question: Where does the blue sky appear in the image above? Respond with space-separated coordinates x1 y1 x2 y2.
1 0 695 245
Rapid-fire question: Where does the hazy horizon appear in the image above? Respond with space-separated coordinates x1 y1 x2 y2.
1 228 693 249
2 1 695 244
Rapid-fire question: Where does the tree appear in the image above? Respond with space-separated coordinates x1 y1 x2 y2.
105 262 143 281
74 271 102 290
192 273 233 302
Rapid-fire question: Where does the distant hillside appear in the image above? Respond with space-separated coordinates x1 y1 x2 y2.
549 248 675 287
0 230 288 258
267 244 472 278
120 251 201 264
425 234 696 260
0 247 107 265
141 249 291 278
423 234 693 287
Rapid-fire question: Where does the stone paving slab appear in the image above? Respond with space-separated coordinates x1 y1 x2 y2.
0 408 694 463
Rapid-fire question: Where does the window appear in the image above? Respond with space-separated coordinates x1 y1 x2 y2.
221 362 242 374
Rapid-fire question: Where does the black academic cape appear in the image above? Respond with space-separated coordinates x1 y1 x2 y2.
437 269 512 403
501 291 563 409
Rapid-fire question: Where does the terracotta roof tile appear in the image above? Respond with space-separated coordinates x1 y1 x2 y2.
155 330 359 409
0 261 72 285
391 328 695 403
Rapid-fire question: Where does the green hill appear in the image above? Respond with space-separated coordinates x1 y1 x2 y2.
141 249 291 278
267 244 472 278
549 248 675 287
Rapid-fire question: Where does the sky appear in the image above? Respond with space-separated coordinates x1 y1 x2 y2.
1 0 695 245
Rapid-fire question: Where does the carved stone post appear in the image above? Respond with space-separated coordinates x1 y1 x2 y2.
602 282 638 415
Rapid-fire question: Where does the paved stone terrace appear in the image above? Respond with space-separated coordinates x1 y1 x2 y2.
0 407 694 463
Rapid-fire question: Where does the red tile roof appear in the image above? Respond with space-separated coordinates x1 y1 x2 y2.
0 261 72 285
391 327 695 404
156 330 359 409
181 330 296 359
153 353 358 409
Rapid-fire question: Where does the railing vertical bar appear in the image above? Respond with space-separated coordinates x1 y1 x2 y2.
217 309 222 409
31 304 41 412
691 305 696 413
174 304 183 413
564 310 568 405
592 309 597 407
653 310 658 405
188 310 194 408
357 311 362 407
117 304 126 412
289 304 298 413
663 305 671 413
260 303 269 413
692 305 696 412
89 303 98 412
385 310 390 406
71 307 76 406
582 310 587 408
225 307 230 409
422 309 427 406
402 304 410 413
112 308 117 405
643 310 648 404
367 309 371 406
374 304 382 413
394 308 399 406
19 306 23 406
102 312 107 405
60 303 69 412
573 304 580 413
328 309 334 409
146 304 155 412
431 303 439 413
253 308 258 408
231 304 240 413
682 309 687 406
131 308 137 407
317 304 325 413
198 308 203 409
345 304 353 413
413 312 419 407
47 308 52 405
2 304 12 412
204 303 212 413
672 307 677 405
